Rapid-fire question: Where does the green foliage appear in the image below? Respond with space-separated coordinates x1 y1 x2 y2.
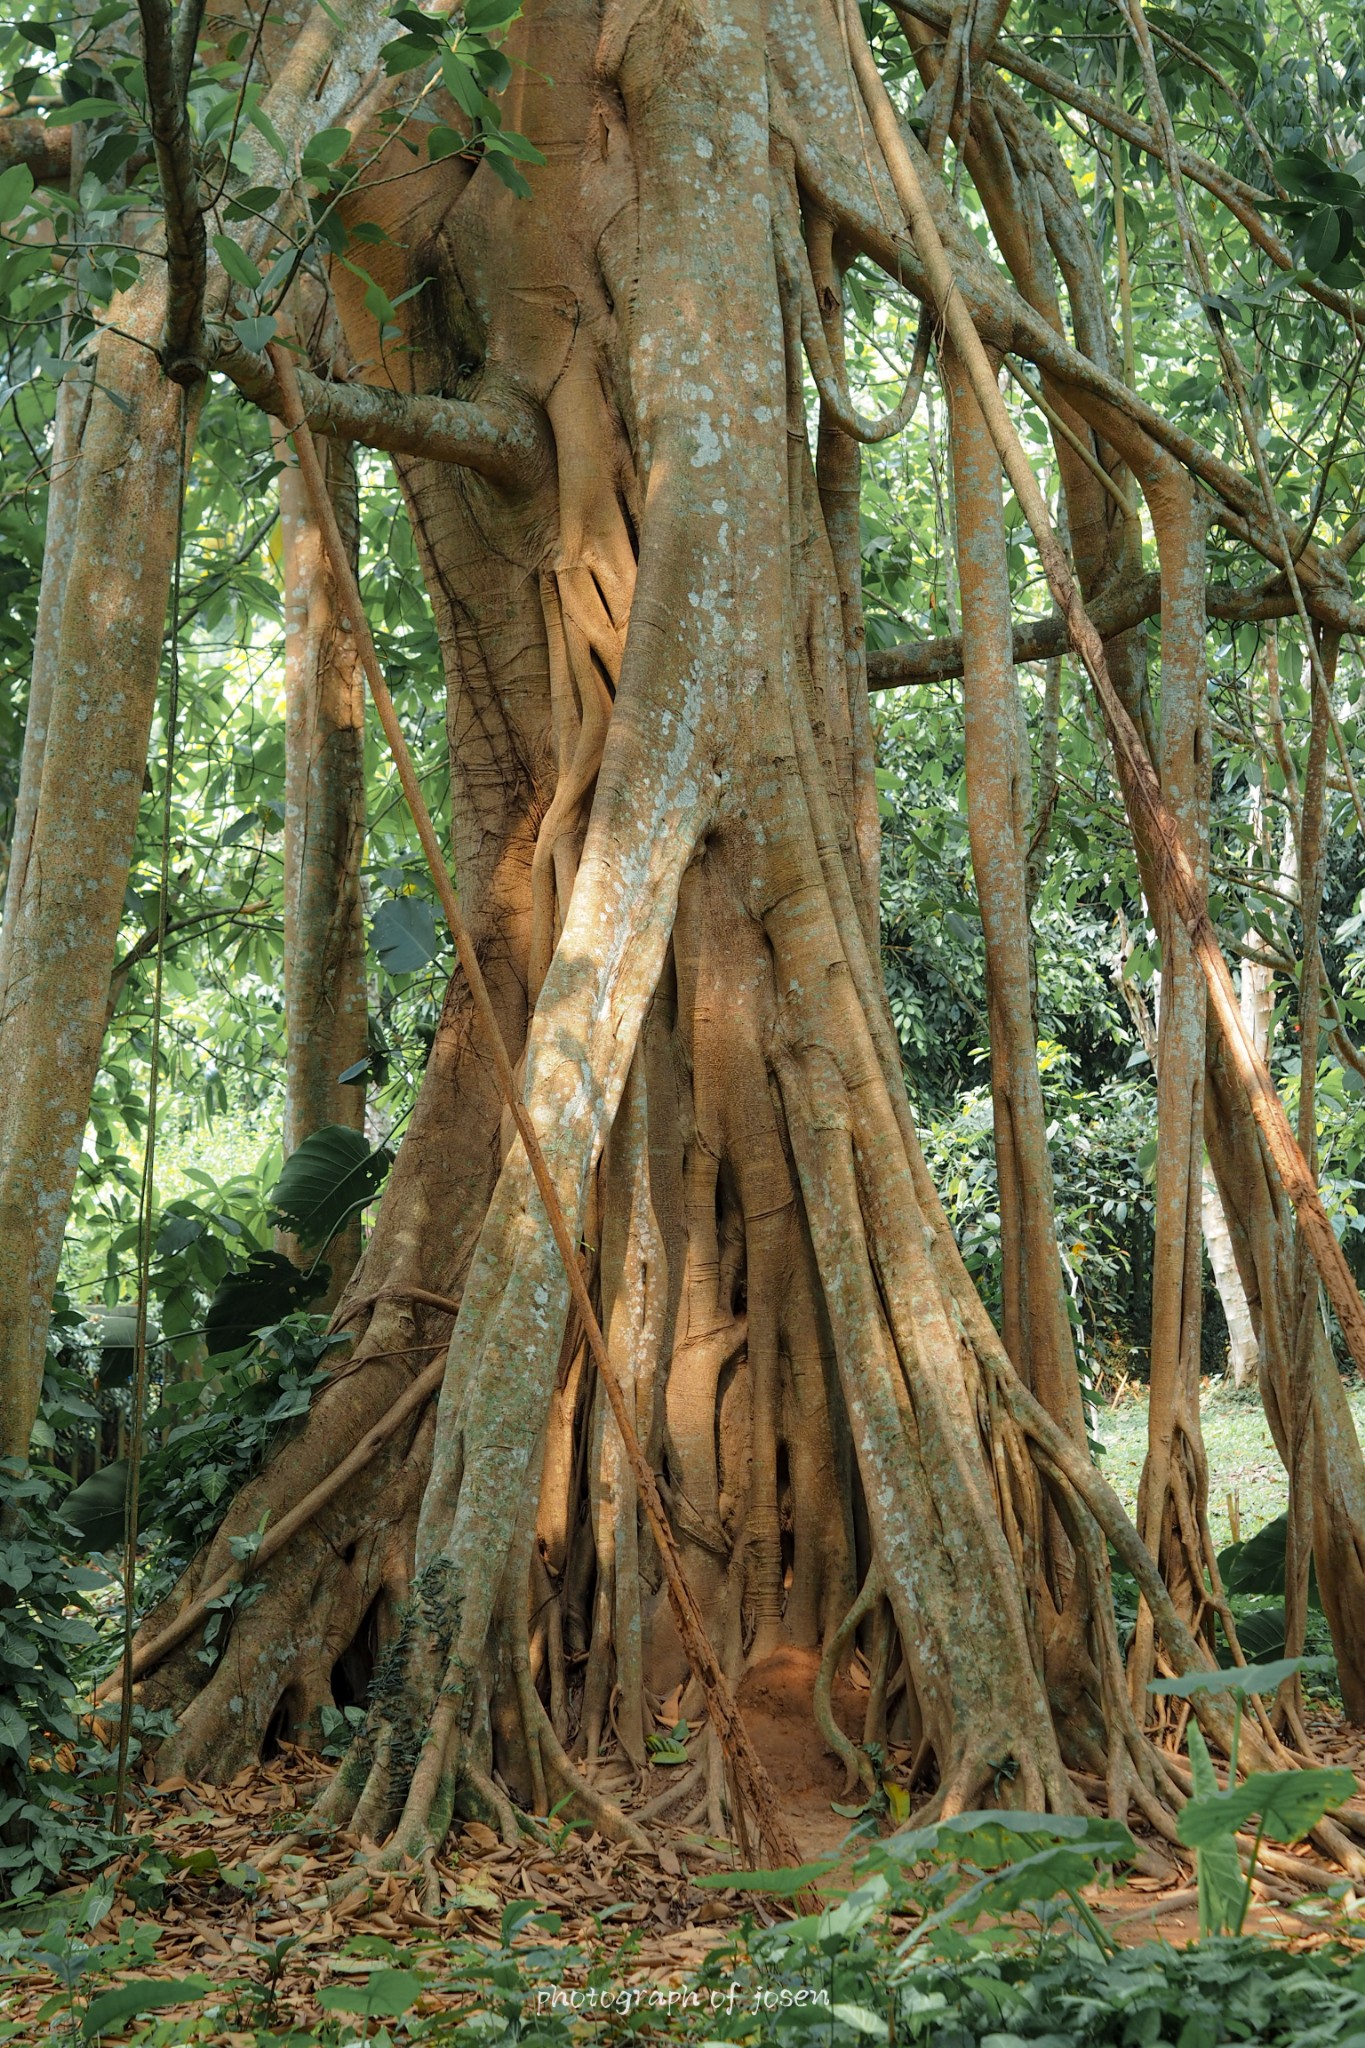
0 1462 121 1903
266 1124 393 1251
136 1314 342 1579
1151 1655 1354 1934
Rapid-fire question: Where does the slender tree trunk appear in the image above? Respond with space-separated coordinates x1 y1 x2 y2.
1131 486 1215 1693
0 365 89 1011
274 425 368 1303
1202 1162 1257 1388
0 276 195 1462
943 343 1081 1444
1202 741 1289 1390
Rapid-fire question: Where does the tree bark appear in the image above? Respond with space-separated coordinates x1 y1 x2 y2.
0 275 196 1462
274 426 368 1303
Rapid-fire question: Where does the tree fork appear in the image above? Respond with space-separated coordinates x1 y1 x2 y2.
267 343 804 1877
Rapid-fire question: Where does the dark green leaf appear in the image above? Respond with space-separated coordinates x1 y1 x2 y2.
60 1461 134 1554
267 1124 392 1247
1179 1765 1356 1850
83 1979 212 2037
204 1252 329 1355
372 895 442 973
212 233 263 291
316 1968 426 2018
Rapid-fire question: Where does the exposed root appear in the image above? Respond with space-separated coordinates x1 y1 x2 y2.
815 1567 882 1796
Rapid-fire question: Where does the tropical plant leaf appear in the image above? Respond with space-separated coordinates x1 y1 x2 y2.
1149 1654 1333 1698
204 1251 330 1355
317 1968 427 2018
372 895 443 974
267 1125 392 1248
83 1979 213 2037
1178 1765 1356 1851
59 1459 135 1554
1184 1720 1245 1938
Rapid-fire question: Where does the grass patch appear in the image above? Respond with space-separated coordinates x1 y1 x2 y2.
1095 1377 1365 1551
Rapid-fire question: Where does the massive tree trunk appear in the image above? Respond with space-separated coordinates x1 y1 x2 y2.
114 0 1278 1864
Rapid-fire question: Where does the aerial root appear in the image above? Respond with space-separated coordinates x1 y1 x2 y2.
815 1564 883 1795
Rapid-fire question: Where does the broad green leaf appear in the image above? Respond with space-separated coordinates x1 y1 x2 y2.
372 895 442 973
267 1123 392 1247
1149 1655 1332 1698
695 1858 837 1894
1179 1766 1356 1850
204 1251 329 1355
302 126 351 166
212 233 263 292
317 1968 427 2017
230 312 278 352
831 2007 885 2037
1303 204 1349 275
60 1460 135 1554
0 163 35 222
83 1979 212 2037
442 48 492 120
47 98 123 125
465 0 523 26
1184 1721 1244 1938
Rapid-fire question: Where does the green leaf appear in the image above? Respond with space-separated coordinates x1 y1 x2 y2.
317 1968 426 2018
363 277 397 326
212 233 263 291
382 33 439 76
1303 204 1350 275
60 1461 134 1554
204 1252 329 1355
1150 1655 1333 1698
267 1124 393 1247
1183 1721 1244 1938
0 163 35 223
464 0 523 25
694 1858 837 1894
302 126 351 166
83 1979 212 2037
479 126 545 165
246 101 289 160
1178 1765 1356 1851
831 2007 886 2037
230 312 278 352
372 895 442 973
442 49 492 120
47 98 123 125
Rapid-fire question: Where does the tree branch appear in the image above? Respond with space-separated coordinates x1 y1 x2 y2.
867 575 1349 689
778 101 1364 619
844 0 1365 1379
136 0 208 383
218 339 551 487
0 117 73 184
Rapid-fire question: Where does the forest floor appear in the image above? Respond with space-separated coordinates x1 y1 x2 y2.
4 1720 1364 2045
6 1379 1365 2042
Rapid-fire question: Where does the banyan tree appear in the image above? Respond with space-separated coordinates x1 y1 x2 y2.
3 0 1365 1874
